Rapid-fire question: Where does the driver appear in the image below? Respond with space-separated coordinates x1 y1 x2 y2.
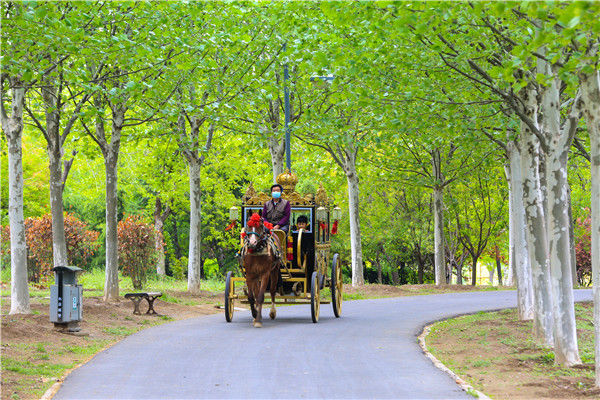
262 184 291 233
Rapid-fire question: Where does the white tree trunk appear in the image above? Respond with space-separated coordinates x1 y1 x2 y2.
540 66 580 366
567 186 578 286
344 155 364 287
505 171 515 288
546 144 580 365
519 90 554 346
103 107 124 302
506 142 534 320
433 186 446 286
187 158 202 294
431 147 446 286
269 135 285 182
2 83 31 314
579 65 600 385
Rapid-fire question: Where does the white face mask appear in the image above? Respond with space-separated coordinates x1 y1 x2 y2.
272 191 281 199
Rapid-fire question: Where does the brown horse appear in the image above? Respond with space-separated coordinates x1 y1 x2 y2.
242 214 282 328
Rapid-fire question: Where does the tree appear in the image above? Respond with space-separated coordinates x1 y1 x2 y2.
78 2 182 300
20 2 98 270
1 74 30 314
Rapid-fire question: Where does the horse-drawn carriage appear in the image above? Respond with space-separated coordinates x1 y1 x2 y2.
225 172 343 324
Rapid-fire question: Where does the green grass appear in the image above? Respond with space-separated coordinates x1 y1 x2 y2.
160 292 199 306
3 357 74 377
102 326 139 336
427 302 596 397
60 342 109 355
471 358 492 368
1 268 226 298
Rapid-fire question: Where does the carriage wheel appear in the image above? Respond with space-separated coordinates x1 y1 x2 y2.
331 253 342 318
310 271 320 323
225 271 235 322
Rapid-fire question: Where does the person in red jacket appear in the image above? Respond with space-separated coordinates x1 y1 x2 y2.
262 184 291 233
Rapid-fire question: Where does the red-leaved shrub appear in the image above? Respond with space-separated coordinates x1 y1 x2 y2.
1 213 100 282
575 212 592 286
117 215 157 290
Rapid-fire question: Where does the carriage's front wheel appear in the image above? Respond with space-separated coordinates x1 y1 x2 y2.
310 271 320 323
331 253 342 318
225 271 235 322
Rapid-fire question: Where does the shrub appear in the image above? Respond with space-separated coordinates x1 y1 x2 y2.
118 215 157 290
169 255 187 280
1 225 10 270
1 214 100 282
575 213 592 286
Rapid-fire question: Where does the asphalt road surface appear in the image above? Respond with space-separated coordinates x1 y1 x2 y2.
55 289 593 399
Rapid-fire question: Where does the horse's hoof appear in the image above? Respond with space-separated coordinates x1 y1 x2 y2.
269 309 276 320
253 321 263 328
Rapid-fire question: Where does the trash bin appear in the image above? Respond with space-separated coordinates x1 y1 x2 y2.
50 266 83 331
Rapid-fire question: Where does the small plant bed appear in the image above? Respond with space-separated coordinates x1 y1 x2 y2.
1 290 220 400
426 302 598 399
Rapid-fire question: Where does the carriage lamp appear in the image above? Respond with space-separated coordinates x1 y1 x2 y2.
332 206 342 221
229 206 239 222
316 206 327 222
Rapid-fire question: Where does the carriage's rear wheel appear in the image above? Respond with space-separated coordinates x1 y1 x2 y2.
331 253 342 318
225 271 235 322
310 271 320 323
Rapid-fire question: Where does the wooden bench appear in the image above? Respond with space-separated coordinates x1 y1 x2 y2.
124 292 162 315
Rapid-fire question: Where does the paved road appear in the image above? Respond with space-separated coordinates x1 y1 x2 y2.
55 289 592 399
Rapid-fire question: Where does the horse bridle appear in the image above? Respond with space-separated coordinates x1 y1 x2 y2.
245 227 269 253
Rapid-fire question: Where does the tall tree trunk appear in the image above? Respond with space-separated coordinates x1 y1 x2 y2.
1 81 31 314
579 66 600 386
578 59 599 387
172 214 182 259
433 186 446 285
269 135 285 182
415 245 425 284
47 144 68 267
504 163 515 287
495 245 503 287
399 261 406 285
567 186 577 287
375 253 382 284
432 148 446 286
390 262 399 285
344 155 364 287
471 254 478 286
506 142 534 320
154 198 170 276
541 64 581 366
520 87 554 346
103 106 124 302
456 260 463 285
41 81 69 268
187 157 202 294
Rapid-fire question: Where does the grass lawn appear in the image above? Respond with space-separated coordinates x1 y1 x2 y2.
426 302 599 399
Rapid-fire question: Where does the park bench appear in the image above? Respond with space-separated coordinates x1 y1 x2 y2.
124 292 162 315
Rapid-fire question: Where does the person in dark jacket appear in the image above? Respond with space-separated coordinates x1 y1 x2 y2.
262 184 291 233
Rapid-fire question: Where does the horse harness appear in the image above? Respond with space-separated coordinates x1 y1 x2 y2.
240 229 283 264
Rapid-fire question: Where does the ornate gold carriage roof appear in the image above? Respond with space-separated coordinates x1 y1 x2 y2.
242 172 330 207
